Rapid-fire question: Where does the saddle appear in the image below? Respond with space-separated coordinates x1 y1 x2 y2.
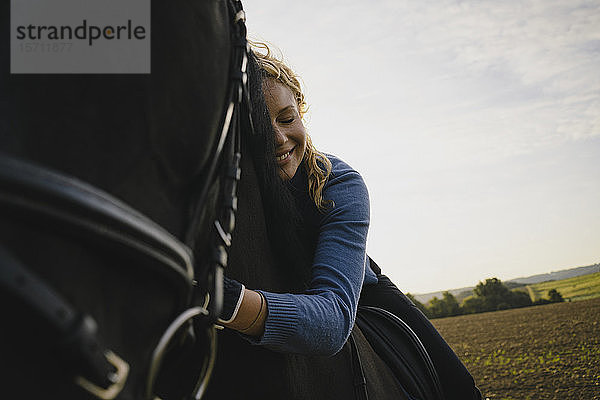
354 306 445 400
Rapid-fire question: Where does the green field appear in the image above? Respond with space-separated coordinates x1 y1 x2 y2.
525 272 600 302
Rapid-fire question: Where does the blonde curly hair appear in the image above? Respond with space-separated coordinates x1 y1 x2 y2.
251 41 332 211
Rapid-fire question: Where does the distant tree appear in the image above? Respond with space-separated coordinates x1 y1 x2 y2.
406 293 430 317
442 291 461 316
473 277 511 298
548 289 564 303
470 277 532 312
461 295 486 314
510 290 532 308
427 296 444 318
422 276 553 318
473 278 512 311
427 291 461 318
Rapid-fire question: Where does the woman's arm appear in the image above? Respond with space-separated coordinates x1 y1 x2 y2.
237 158 370 355
222 157 369 356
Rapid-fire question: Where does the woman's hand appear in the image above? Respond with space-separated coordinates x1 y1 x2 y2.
219 276 267 337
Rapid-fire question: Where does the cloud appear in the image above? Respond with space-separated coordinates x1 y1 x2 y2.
390 0 600 143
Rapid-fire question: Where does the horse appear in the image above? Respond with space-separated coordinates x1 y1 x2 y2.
0 0 244 398
1 0 444 398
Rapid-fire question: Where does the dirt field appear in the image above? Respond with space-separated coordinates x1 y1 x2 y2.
432 297 600 400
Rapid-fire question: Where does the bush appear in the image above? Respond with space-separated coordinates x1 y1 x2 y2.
426 291 461 318
508 290 533 308
548 289 564 303
470 278 531 312
417 278 561 319
461 295 486 314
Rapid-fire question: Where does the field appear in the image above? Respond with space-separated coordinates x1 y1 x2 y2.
526 272 600 302
432 297 600 400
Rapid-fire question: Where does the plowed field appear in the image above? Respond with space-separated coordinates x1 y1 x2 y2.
432 297 600 400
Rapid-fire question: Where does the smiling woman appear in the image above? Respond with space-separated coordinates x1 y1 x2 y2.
213 40 486 399
256 41 333 211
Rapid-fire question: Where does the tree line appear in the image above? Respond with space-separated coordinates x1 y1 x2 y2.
406 277 565 319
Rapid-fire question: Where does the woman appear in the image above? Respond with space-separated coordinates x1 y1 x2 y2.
219 43 482 399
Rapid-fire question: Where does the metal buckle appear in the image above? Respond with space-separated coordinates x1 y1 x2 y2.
234 10 246 23
214 220 232 247
75 351 130 400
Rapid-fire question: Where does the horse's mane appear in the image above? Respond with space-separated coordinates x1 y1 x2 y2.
245 51 313 290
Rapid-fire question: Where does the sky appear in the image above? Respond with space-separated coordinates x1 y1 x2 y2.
244 0 600 294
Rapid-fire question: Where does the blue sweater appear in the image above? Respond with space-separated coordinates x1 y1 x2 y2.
247 154 377 356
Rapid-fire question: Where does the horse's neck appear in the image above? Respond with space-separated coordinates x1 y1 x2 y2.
228 151 292 292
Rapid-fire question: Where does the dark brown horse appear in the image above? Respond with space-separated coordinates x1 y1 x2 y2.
1 1 434 398
1 1 233 398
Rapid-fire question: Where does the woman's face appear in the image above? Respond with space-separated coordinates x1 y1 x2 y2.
263 78 307 181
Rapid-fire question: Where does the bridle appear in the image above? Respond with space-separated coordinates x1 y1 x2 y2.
148 0 255 398
0 1 253 399
184 0 254 320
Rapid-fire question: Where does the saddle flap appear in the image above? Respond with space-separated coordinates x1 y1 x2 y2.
356 306 445 400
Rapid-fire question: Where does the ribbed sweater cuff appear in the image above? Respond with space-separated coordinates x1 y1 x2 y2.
247 291 298 347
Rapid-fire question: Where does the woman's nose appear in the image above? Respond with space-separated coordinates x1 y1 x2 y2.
274 126 287 146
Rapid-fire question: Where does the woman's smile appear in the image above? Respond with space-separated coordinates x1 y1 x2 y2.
276 146 296 163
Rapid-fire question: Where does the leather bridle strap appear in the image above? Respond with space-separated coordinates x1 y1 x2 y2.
0 244 129 400
186 0 253 321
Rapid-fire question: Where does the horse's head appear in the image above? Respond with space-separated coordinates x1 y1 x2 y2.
1 0 231 238
0 1 245 399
